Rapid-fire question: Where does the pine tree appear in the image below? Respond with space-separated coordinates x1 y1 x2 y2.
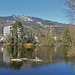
62 28 72 45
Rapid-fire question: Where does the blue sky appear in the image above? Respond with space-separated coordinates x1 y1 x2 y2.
0 0 68 24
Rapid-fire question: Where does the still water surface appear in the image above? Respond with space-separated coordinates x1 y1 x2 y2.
0 45 75 75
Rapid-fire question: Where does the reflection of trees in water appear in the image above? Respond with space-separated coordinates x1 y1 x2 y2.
7 45 14 56
66 58 75 69
63 46 75 69
6 45 35 70
36 46 68 63
7 45 72 63
24 48 34 59
7 45 35 59
62 46 69 62
5 45 75 70
35 46 54 63
59 46 75 69
36 46 75 64
10 62 22 70
66 46 75 57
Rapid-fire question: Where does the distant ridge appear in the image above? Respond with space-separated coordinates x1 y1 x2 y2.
0 14 67 25
0 14 67 34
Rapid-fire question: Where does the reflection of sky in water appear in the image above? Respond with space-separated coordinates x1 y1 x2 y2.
0 62 75 75
0 45 75 75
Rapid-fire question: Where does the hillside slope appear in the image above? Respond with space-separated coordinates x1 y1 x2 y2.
0 14 67 36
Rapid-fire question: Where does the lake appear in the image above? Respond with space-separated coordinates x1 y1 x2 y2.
0 45 75 75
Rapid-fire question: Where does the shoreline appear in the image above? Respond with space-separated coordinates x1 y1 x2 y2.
0 43 74 47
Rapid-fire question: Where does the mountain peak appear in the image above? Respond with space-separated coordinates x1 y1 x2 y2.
0 14 66 27
12 14 33 21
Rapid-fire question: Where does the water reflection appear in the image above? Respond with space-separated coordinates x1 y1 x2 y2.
0 45 75 70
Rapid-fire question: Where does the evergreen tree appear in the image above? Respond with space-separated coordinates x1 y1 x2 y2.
10 21 23 44
62 28 72 45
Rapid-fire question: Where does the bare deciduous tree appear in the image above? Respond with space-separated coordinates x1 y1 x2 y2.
65 0 75 24
65 0 75 9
